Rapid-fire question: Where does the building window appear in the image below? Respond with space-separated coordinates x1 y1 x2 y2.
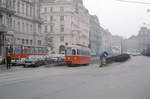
50 16 53 21
22 39 25 44
30 6 32 16
9 18 12 29
0 15 2 24
38 40 42 46
22 22 25 31
60 25 64 32
60 15 64 21
13 0 16 9
17 38 20 44
26 5 28 16
17 1 20 13
45 25 47 32
30 24 32 32
60 36 64 42
13 20 15 30
26 39 28 44
44 16 47 21
26 24 29 32
30 40 33 45
50 7 53 12
18 21 20 31
60 7 64 12
6 16 9 27
50 25 53 32
44 7 47 12
38 24 41 33
22 3 24 14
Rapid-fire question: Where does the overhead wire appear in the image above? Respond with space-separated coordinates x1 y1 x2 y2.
116 0 150 5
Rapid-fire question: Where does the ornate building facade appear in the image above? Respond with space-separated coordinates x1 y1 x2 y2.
0 0 46 58
89 15 102 56
0 0 15 57
12 0 45 56
40 0 90 54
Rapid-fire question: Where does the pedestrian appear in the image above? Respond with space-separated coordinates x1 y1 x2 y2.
6 56 11 69
99 55 104 67
99 52 107 67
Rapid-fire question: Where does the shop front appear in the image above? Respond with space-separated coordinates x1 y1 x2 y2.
0 25 8 58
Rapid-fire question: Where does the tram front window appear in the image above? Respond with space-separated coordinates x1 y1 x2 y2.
72 49 76 55
66 47 72 55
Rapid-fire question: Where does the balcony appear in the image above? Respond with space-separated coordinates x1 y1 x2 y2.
0 2 15 15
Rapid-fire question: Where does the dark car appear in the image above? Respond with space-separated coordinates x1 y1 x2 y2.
24 55 45 67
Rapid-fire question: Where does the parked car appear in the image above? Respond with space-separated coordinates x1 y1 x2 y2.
131 53 141 56
44 54 65 65
24 55 45 67
50 54 65 64
11 58 17 66
16 58 26 66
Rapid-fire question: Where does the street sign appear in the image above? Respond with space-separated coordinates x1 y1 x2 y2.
102 51 108 58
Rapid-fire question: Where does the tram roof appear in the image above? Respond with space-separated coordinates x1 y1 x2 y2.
66 45 90 51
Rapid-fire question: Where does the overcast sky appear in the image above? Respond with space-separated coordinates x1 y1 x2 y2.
83 0 150 38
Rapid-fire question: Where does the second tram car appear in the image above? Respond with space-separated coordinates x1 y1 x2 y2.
65 45 91 66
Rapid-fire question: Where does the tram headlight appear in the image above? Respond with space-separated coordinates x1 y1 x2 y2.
74 57 77 60
68 57 71 60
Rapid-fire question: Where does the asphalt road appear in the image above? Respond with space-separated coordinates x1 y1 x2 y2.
0 56 150 99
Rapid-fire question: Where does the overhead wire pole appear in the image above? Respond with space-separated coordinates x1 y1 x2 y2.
116 0 150 5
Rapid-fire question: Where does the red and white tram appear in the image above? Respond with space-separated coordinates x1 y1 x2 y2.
7 44 46 58
65 45 91 66
5 32 46 59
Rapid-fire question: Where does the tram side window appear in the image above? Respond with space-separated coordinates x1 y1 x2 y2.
72 49 76 55
38 48 41 54
24 47 28 54
77 49 80 55
80 50 83 56
31 48 33 54
80 50 90 56
42 48 44 53
35 48 38 53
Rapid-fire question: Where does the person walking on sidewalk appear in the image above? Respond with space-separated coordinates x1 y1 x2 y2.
99 55 105 67
6 56 11 69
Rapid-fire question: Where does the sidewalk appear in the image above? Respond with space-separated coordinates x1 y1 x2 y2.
0 65 29 73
